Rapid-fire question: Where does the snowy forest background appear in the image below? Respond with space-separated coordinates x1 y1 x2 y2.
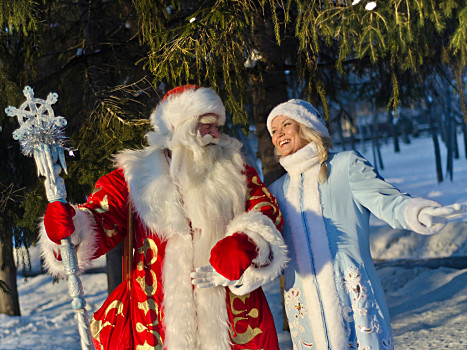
1 1 467 349
3 121 467 350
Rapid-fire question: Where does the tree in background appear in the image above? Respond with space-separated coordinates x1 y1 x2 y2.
135 0 466 183
0 0 153 315
133 1 292 184
287 0 466 180
1 0 466 316
0 0 42 316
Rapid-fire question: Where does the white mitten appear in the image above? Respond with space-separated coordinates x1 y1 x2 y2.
419 203 466 227
191 264 242 289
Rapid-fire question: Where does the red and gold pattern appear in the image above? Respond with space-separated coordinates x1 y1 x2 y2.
245 167 284 231
91 233 166 349
131 235 165 349
83 165 282 349
91 282 133 350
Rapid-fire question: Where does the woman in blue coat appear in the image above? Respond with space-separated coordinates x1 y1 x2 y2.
267 99 462 350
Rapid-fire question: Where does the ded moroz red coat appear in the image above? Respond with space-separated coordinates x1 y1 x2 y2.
39 145 287 349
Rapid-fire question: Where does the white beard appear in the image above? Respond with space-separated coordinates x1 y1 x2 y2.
169 134 246 266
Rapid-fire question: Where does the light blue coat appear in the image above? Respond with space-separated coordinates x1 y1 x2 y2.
269 147 436 350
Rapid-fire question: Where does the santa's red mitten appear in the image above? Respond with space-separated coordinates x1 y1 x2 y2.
209 232 258 281
44 201 76 244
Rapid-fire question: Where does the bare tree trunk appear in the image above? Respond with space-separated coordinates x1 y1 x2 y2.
336 111 346 150
249 10 288 186
0 238 21 315
463 121 467 159
79 0 126 293
250 74 287 186
389 111 400 153
446 113 454 181
444 86 455 181
106 242 123 294
427 98 443 182
454 122 459 159
371 111 384 171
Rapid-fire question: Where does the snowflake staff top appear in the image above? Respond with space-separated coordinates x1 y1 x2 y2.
7 86 95 349
6 86 69 202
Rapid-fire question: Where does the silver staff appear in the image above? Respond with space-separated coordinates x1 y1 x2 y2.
6 86 95 350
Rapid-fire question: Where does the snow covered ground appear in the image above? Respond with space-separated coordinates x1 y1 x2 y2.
1 133 467 349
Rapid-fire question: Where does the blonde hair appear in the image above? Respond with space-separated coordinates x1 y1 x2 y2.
275 123 332 183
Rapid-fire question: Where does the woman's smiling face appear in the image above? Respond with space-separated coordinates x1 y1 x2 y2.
271 115 305 157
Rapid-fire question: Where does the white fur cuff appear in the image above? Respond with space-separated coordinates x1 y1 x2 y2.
223 211 288 295
39 206 100 278
404 197 445 235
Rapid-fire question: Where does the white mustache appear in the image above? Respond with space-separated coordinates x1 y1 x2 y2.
199 134 220 146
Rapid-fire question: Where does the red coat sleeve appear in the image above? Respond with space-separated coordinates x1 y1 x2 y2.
79 168 130 258
244 165 284 232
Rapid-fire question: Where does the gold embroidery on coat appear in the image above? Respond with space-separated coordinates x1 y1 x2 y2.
138 238 158 267
251 202 276 214
136 322 163 349
250 176 273 200
249 177 282 226
136 319 159 333
103 225 118 238
91 187 103 196
136 238 158 296
90 317 113 341
135 238 162 344
251 176 261 187
138 298 159 316
251 202 282 227
136 271 158 297
94 195 109 213
229 292 263 345
105 300 124 317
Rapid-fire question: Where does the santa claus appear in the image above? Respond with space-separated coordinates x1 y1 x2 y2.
39 85 288 349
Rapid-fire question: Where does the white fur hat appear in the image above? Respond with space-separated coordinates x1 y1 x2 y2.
147 85 226 148
267 99 329 137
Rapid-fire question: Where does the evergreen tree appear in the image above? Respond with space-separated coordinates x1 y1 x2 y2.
134 0 466 182
0 0 41 316
0 0 154 315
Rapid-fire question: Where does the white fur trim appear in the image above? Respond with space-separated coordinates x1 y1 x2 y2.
285 160 348 350
115 147 192 240
404 197 445 235
223 211 289 296
267 99 329 137
162 232 231 349
194 283 231 349
162 235 198 348
39 206 99 279
280 142 320 176
198 114 218 124
148 87 225 148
